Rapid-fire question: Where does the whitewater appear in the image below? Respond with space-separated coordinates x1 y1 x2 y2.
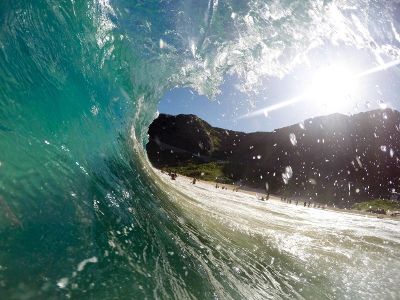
155 171 400 299
1 0 400 299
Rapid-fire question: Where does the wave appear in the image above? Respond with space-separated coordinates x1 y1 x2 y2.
0 0 399 298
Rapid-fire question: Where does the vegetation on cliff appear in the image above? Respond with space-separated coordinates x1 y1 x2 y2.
147 109 400 208
352 199 400 213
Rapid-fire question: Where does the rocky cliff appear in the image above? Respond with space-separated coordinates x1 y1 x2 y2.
146 109 400 207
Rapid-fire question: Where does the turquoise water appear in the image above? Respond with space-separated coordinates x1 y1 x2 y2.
0 1 399 299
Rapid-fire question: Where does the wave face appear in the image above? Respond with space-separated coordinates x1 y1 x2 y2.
0 0 399 298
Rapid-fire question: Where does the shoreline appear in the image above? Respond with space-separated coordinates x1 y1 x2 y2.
161 170 400 220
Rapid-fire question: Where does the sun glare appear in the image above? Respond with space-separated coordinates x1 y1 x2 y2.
240 59 400 120
307 66 358 112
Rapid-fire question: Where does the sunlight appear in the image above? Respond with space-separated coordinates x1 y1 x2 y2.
239 58 400 120
307 65 358 112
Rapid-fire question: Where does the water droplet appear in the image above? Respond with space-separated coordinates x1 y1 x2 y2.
90 105 99 116
190 40 196 57
57 277 69 289
159 39 165 49
122 190 130 199
289 133 297 146
378 100 387 109
282 166 293 184
308 178 317 185
77 256 98 272
380 145 387 152
356 156 363 168
233 266 240 273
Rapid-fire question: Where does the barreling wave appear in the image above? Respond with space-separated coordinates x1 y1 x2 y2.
0 0 399 298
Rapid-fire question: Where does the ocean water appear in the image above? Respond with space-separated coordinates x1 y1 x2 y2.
0 0 399 299
156 171 400 299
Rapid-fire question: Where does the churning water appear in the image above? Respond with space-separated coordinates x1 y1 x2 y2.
0 0 399 299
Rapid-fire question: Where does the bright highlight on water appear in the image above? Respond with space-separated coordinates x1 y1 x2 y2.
0 0 399 299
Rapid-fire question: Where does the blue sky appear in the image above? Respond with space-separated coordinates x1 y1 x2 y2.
158 49 400 132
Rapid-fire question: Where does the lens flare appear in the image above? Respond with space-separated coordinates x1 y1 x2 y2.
240 59 400 120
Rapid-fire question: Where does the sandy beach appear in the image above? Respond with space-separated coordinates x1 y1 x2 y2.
159 170 400 220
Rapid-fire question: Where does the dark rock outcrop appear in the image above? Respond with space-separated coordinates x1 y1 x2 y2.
146 109 400 207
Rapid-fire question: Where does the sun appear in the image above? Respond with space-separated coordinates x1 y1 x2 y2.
307 65 358 112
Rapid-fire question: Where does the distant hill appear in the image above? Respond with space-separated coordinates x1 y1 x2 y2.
146 109 400 207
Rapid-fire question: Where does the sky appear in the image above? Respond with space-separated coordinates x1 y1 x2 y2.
158 47 400 133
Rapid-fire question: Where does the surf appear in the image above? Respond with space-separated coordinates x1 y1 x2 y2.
0 0 399 299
